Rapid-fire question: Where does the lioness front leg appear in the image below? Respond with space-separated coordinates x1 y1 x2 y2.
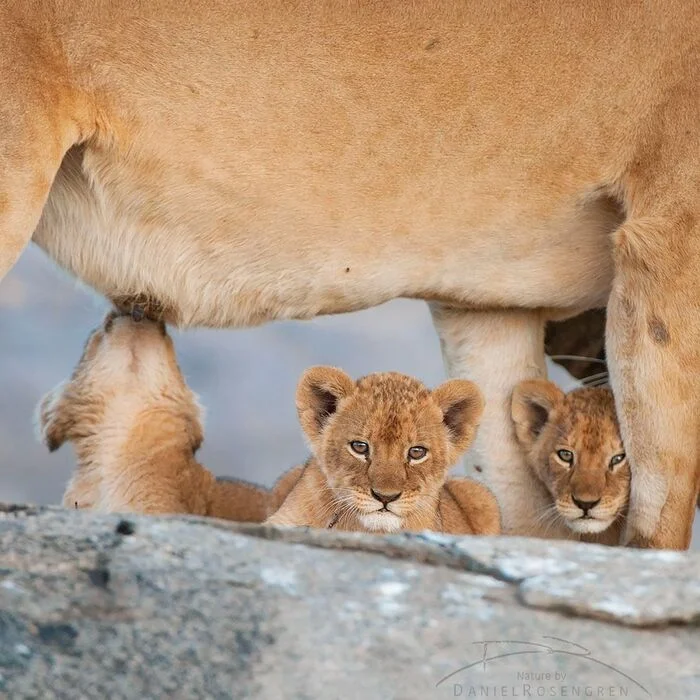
0 47 89 282
430 305 569 538
608 214 700 550
0 113 70 282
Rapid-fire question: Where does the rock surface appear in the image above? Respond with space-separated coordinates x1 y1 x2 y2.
0 504 698 699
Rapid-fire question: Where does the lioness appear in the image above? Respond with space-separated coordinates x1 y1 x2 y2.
38 311 294 518
266 366 501 535
512 381 629 546
2 2 699 547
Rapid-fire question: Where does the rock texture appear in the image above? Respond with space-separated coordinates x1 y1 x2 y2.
0 504 698 699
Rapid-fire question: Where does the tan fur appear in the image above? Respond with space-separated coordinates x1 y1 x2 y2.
512 381 630 546
37 312 292 520
38 316 499 534
2 1 700 547
266 367 501 536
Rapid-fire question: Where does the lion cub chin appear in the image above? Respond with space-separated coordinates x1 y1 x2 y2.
265 367 502 536
37 311 275 520
511 380 629 546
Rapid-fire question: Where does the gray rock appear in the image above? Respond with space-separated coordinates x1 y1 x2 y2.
0 504 697 699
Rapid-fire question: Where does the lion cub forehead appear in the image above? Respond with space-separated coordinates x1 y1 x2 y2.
354 372 433 406
557 388 621 446
348 373 439 441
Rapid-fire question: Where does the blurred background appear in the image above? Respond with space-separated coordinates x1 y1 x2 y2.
1 244 697 547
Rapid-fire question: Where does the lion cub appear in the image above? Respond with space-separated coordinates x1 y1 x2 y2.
266 367 502 536
511 380 629 545
37 311 290 519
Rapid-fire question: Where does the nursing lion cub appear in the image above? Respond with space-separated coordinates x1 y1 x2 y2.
266 367 501 536
511 380 629 545
37 311 293 519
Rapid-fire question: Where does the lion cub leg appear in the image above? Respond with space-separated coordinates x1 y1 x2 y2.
62 469 100 511
208 476 278 522
608 212 700 549
430 305 569 538
438 478 502 535
201 463 306 522
264 463 333 528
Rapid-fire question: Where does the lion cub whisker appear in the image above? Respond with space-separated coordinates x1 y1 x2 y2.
512 380 629 546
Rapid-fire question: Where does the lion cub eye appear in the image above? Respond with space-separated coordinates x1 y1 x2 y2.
555 449 574 465
349 440 369 457
609 452 626 470
407 446 428 462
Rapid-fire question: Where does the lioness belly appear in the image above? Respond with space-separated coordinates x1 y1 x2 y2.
33 145 618 327
31 0 656 327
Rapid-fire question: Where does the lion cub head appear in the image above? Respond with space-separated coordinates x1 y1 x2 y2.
296 366 484 532
37 311 203 457
511 380 629 537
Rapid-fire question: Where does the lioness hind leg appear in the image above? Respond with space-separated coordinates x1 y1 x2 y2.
429 305 569 538
607 213 700 550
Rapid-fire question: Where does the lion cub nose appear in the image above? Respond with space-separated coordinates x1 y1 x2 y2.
371 489 402 506
572 496 601 514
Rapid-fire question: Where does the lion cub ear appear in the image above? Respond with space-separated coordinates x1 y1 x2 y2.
432 379 485 456
35 383 73 452
511 379 564 448
185 411 204 455
296 366 356 448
